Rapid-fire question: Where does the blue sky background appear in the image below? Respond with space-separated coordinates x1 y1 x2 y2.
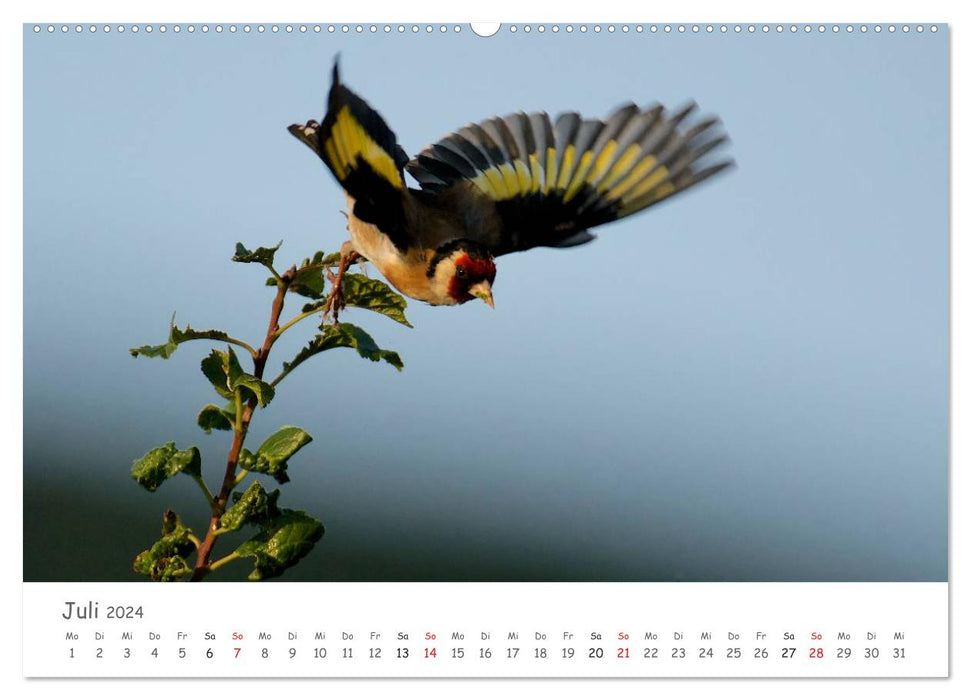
23 25 947 581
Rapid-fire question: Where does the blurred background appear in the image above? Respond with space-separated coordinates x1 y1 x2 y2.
24 24 947 581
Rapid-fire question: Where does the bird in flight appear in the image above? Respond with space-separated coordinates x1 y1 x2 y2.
290 61 732 312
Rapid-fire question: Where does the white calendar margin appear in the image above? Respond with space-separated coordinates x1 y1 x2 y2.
7 0 966 696
23 582 947 678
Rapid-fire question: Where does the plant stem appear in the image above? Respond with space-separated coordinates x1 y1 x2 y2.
189 271 293 581
221 336 260 359
209 550 242 572
190 474 216 511
274 303 324 338
233 390 244 433
267 264 283 283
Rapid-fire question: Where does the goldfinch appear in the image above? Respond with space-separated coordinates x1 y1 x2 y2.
289 61 733 309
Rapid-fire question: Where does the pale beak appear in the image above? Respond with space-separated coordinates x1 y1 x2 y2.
468 280 495 308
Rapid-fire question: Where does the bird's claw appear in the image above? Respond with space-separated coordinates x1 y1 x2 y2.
322 250 360 326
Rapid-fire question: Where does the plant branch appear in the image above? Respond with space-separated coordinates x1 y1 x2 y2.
190 270 293 581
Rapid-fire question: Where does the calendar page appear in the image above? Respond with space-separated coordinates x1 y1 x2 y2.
21 12 950 684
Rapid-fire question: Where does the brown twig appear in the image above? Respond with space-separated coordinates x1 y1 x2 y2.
189 266 295 581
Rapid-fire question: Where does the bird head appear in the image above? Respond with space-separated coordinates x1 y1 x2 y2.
426 239 496 307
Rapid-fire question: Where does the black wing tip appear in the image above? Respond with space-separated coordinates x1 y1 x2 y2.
332 54 341 84
671 101 698 124
682 159 737 189
717 158 738 173
328 55 343 108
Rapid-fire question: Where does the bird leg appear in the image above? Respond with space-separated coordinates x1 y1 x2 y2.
324 244 361 325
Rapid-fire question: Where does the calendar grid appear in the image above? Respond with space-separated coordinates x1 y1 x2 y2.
23 582 948 678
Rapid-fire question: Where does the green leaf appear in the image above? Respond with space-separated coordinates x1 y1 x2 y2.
131 443 202 491
245 426 314 484
268 251 340 296
235 509 325 581
301 300 326 314
237 448 257 471
132 510 196 582
289 265 326 299
219 482 280 532
200 348 238 400
197 404 235 433
281 323 403 380
288 250 331 299
232 373 275 408
233 241 282 267
130 316 236 359
200 348 273 406
341 273 412 327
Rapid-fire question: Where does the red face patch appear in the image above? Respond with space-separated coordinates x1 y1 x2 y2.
448 253 497 303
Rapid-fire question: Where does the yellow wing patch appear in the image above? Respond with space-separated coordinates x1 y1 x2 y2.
463 135 676 211
618 181 677 216
544 147 558 194
323 106 405 190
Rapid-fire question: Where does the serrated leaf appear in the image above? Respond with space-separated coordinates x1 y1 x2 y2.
133 510 196 581
245 426 313 484
281 323 403 379
235 509 325 581
341 273 412 327
197 404 235 433
130 316 235 359
219 482 280 532
296 250 328 269
131 443 202 491
233 241 282 266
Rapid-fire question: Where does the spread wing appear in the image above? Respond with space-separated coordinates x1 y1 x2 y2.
289 61 413 250
406 103 733 256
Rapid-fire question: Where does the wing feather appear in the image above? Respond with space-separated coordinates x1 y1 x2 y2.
406 100 733 255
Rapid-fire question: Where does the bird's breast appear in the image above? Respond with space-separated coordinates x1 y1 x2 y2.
345 196 454 305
